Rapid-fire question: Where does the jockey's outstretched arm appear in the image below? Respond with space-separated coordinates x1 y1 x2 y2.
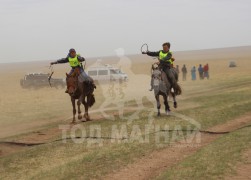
145 51 160 57
51 58 68 65
50 55 85 65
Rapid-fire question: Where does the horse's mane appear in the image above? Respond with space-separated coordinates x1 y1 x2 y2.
67 68 80 78
72 68 81 77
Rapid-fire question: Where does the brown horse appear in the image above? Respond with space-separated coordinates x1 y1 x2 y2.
66 68 95 123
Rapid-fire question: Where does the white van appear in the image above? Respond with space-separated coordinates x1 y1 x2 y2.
87 64 128 81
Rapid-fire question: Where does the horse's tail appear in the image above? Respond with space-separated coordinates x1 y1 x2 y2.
88 94 95 107
175 83 182 95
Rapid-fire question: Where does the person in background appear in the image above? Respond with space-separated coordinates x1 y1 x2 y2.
204 63 209 79
191 66 196 81
198 64 204 80
176 65 180 74
181 64 187 81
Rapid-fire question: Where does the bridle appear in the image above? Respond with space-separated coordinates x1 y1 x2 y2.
67 75 78 94
152 64 162 81
67 68 81 94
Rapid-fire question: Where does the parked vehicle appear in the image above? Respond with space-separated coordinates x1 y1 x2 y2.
87 64 128 81
20 73 66 89
229 61 237 68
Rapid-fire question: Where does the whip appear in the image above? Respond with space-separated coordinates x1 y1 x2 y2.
141 43 149 53
48 65 54 87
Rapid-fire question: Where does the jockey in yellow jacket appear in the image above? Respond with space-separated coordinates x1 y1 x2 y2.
142 42 178 92
50 48 95 93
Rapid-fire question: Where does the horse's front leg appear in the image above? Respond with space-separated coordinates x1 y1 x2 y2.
163 94 170 115
71 97 76 123
155 95 161 116
77 95 82 120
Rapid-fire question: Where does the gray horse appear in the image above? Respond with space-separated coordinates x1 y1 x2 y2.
151 64 181 116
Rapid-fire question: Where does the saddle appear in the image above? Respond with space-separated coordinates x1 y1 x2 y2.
66 68 96 94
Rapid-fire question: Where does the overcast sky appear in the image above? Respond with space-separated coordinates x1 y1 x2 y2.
0 0 251 63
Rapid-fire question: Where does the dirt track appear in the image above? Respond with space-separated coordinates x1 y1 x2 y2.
104 112 251 180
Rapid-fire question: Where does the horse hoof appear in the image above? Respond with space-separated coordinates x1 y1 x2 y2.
166 111 170 116
83 114 91 121
78 115 82 120
71 120 76 124
86 115 91 121
174 102 177 108
157 113 161 117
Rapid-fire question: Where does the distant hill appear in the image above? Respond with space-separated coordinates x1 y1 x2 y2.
1 46 251 69
173 46 251 61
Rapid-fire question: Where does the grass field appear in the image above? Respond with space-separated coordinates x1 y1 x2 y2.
157 127 251 180
0 47 251 179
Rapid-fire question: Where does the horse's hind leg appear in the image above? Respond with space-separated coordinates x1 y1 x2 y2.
155 95 161 116
171 92 177 108
71 97 76 123
83 96 90 121
77 97 82 120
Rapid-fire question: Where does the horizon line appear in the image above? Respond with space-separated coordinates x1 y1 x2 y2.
0 45 250 64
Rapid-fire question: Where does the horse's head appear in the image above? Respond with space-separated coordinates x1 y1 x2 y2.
66 70 79 95
152 64 161 80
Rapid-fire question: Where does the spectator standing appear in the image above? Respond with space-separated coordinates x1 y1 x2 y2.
191 66 196 80
176 65 180 74
181 64 187 81
198 64 204 80
204 63 209 79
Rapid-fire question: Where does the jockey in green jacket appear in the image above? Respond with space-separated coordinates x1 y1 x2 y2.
50 48 95 93
142 42 178 93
